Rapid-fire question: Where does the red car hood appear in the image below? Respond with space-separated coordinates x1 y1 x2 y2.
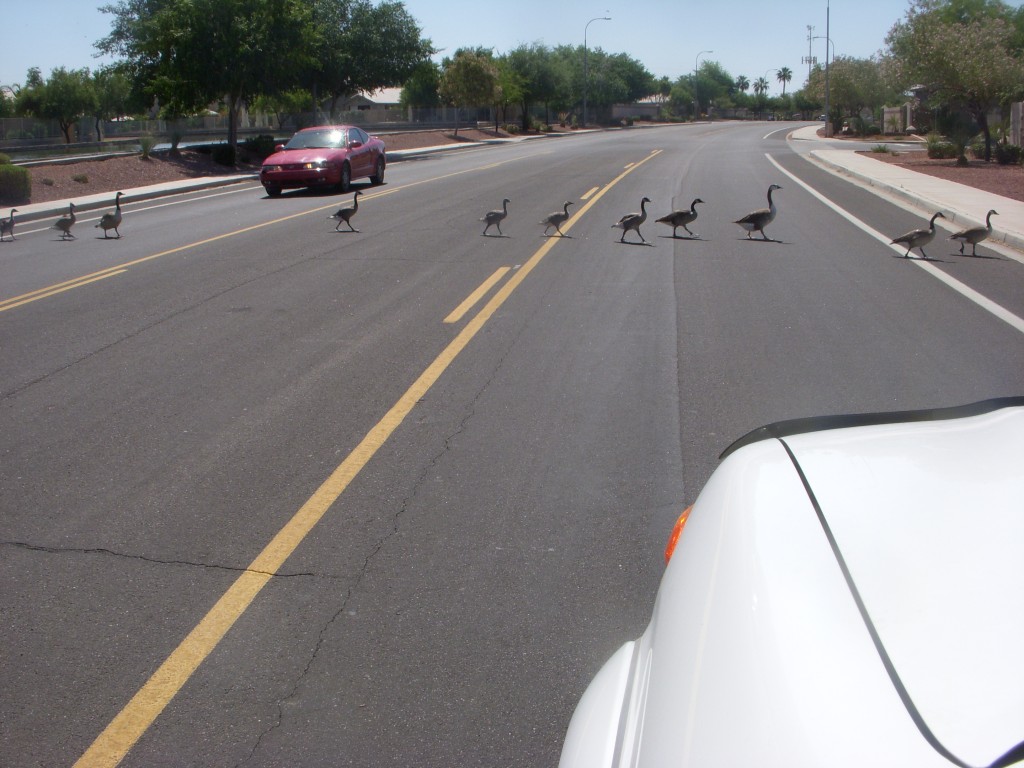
263 148 344 166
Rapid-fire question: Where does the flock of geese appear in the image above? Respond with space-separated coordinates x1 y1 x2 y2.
466 182 998 259
889 208 1000 259
0 187 1002 261
0 191 125 242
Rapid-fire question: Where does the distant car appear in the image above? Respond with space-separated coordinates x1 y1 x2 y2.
560 397 1024 768
259 125 385 196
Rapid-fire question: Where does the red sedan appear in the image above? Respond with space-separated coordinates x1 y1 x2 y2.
259 125 386 196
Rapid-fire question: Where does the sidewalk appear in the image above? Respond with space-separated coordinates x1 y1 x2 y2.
791 124 1024 253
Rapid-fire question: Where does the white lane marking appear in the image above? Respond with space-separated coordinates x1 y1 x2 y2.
766 153 1024 336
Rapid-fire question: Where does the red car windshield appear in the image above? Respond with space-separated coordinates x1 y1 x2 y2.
285 129 347 149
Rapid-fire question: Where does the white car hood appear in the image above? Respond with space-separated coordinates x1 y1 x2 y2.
563 403 1024 768
784 406 1024 766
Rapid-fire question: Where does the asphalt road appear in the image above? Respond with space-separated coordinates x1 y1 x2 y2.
2 122 1022 767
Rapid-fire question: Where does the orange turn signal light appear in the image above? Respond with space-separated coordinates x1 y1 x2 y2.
664 505 694 564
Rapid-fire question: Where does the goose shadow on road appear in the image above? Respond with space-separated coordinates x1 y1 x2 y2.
736 236 789 245
954 250 1002 260
891 252 950 263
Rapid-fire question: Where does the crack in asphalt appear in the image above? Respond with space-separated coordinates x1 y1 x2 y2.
238 321 523 765
0 539 319 578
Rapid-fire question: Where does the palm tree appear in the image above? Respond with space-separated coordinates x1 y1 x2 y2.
735 75 750 93
753 77 769 96
776 67 793 96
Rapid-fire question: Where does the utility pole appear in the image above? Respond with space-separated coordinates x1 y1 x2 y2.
802 25 816 84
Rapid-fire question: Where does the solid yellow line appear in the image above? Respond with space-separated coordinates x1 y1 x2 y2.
444 267 511 324
0 271 127 311
74 147 662 768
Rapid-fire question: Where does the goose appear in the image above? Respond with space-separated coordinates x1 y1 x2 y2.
656 197 704 238
949 209 998 256
96 191 124 238
53 202 77 240
480 198 510 236
328 190 361 232
891 211 945 259
613 197 652 243
540 201 573 237
0 208 16 242
734 184 781 240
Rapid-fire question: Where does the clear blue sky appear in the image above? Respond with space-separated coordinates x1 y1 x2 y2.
0 0 953 97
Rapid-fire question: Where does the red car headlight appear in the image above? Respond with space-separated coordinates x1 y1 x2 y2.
262 165 281 173
303 160 330 170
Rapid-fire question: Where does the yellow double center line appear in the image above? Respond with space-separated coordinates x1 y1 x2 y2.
74 149 662 767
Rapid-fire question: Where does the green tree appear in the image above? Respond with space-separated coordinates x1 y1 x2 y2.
92 66 132 140
668 77 694 117
252 88 315 130
694 60 735 114
735 75 750 93
792 88 822 119
504 44 564 131
311 0 433 118
401 61 442 111
100 0 317 152
18 67 96 143
776 66 793 96
753 76 770 117
806 56 896 132
886 0 1024 160
606 52 656 103
439 49 498 136
493 57 526 130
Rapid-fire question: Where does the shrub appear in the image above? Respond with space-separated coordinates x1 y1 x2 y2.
73 174 89 184
871 144 892 154
0 164 31 204
994 142 1023 166
139 134 157 159
925 133 957 159
0 153 10 165
241 134 278 160
211 143 236 167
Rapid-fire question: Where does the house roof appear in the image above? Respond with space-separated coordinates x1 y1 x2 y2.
362 87 403 105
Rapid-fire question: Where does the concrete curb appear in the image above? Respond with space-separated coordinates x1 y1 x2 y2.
808 149 1024 254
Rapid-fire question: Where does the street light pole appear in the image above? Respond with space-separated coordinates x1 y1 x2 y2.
583 15 611 128
694 50 712 121
825 0 831 137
